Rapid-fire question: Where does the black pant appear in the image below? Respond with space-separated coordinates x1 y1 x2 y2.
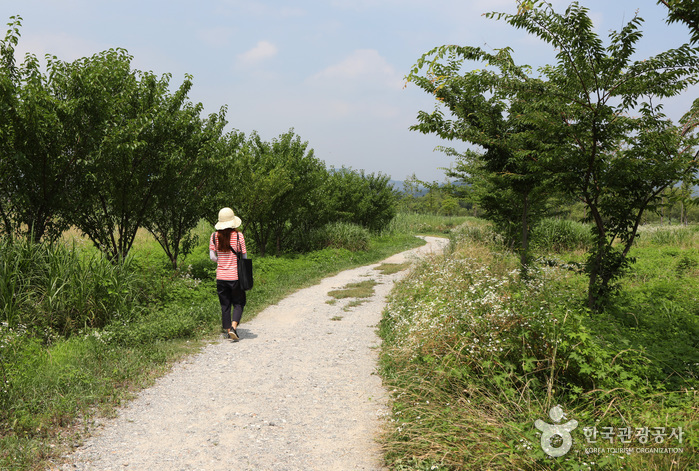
216 279 246 330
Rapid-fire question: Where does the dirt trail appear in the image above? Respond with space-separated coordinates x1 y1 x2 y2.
57 236 448 471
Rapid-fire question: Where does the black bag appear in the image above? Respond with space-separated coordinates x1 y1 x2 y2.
233 232 253 290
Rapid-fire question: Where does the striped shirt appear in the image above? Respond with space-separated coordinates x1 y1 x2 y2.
209 231 247 281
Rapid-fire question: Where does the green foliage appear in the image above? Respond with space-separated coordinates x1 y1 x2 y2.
56 50 216 263
1 18 401 267
219 129 328 256
407 42 553 268
0 238 145 336
144 97 227 270
0 16 74 242
323 166 398 232
407 1 699 310
379 221 698 470
658 0 699 43
397 176 477 217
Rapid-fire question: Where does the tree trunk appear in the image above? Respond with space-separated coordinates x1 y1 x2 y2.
520 193 530 277
587 249 602 311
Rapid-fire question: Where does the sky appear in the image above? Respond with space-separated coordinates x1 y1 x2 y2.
3 0 698 182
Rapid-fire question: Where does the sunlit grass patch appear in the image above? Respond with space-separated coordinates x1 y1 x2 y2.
327 280 378 300
327 279 379 311
375 262 411 275
635 223 699 249
385 212 475 236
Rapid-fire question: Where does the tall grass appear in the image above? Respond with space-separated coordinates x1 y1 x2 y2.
635 224 699 248
530 218 593 253
0 239 144 336
308 221 371 252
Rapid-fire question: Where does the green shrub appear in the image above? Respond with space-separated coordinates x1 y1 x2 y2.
324 167 398 232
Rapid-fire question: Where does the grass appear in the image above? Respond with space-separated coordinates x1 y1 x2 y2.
375 263 411 275
378 220 698 470
0 221 425 471
11 212 692 470
327 279 378 311
327 280 378 299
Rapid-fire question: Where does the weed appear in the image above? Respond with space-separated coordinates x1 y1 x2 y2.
303 221 371 252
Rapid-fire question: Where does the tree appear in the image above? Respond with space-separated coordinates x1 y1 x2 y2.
0 16 21 239
657 0 699 43
0 16 76 242
223 130 326 256
409 1 699 310
144 100 227 269
509 2 699 310
323 167 397 232
407 46 554 270
56 49 200 262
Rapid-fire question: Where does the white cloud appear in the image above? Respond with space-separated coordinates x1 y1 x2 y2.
236 40 278 67
308 49 404 90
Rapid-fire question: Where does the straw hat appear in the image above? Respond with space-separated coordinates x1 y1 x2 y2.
215 207 242 230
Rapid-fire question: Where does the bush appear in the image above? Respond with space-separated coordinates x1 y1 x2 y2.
324 167 398 232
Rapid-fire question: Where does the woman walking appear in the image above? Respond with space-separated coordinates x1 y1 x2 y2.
210 207 247 340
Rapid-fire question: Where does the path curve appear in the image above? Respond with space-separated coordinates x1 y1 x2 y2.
58 236 449 471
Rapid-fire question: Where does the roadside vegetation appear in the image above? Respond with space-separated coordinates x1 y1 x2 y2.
377 4 699 467
2 2 699 470
378 219 698 470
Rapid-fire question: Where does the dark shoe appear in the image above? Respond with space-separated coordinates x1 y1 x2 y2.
228 328 239 340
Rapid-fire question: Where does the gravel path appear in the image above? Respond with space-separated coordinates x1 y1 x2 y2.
57 236 448 471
